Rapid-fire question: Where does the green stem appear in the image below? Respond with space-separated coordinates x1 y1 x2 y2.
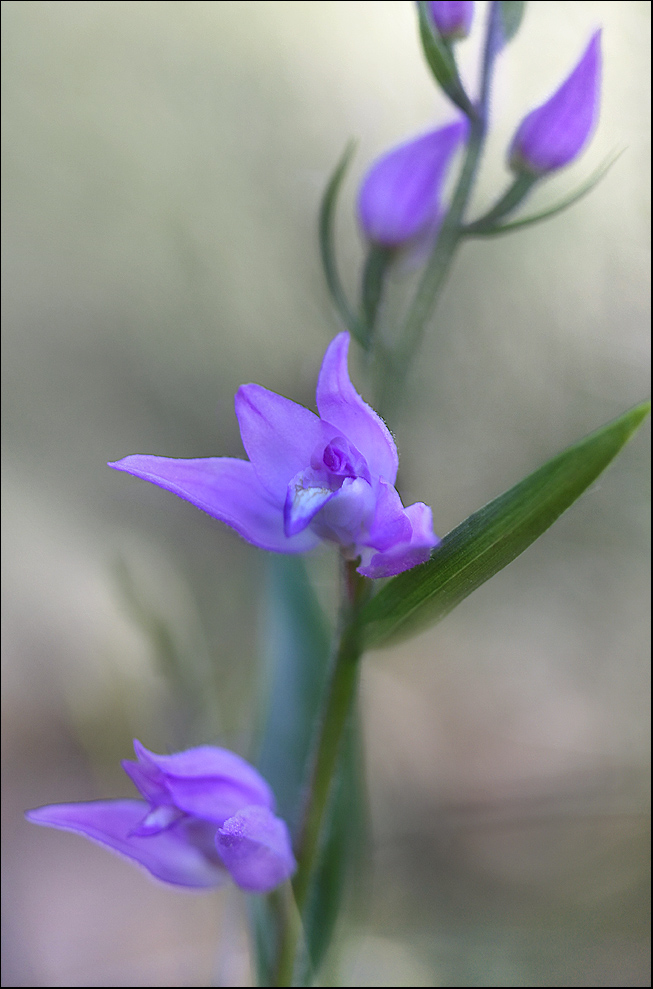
374 1 504 421
463 171 537 234
273 559 370 986
361 244 395 340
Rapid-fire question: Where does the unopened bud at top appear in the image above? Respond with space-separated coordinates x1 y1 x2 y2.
358 119 468 247
428 1 474 41
509 30 602 176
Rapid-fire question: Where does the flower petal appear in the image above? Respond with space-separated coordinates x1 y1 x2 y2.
509 31 601 175
316 333 399 484
26 800 227 888
108 456 320 554
357 121 467 246
131 741 276 825
312 476 376 547
216 805 297 893
235 384 335 500
284 469 337 537
429 1 474 40
364 478 413 552
358 502 440 578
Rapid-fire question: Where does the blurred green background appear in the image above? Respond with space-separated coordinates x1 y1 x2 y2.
2 2 650 985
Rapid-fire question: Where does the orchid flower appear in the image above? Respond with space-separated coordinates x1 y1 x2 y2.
26 740 296 893
109 333 439 579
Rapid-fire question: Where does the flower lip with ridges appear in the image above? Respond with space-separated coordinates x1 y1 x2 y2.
509 30 602 176
109 333 440 579
26 740 296 893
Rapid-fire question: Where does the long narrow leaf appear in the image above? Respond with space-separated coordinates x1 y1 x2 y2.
318 142 368 346
250 556 331 987
358 402 650 648
464 151 623 237
416 0 475 117
498 1 526 45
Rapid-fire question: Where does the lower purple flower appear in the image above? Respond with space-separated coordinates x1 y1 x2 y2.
109 333 440 578
26 740 296 893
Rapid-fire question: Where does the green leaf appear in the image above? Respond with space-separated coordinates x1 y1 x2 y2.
497 1 526 45
300 703 369 979
256 556 332 833
358 402 650 649
464 151 624 237
252 558 366 983
416 1 475 116
251 556 332 986
319 142 369 347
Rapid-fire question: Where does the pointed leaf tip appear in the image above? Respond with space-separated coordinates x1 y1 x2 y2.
358 401 649 648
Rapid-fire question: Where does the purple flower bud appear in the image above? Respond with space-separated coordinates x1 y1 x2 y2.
26 740 296 893
109 333 440 579
509 30 602 176
428 1 474 41
357 120 467 248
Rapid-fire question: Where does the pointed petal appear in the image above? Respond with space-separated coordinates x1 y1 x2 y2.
358 502 440 578
109 456 320 554
216 805 296 893
509 31 601 175
26 800 227 888
132 741 276 825
235 384 336 500
357 121 467 245
316 334 398 484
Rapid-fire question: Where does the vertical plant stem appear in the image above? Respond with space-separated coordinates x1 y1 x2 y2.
374 1 504 421
273 560 370 986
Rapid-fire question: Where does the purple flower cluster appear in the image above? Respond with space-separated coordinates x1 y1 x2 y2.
110 333 439 579
27 740 296 893
356 10 601 248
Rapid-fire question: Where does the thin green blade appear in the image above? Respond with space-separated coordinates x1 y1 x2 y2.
465 151 624 237
318 142 368 346
250 556 332 987
358 402 650 649
416 1 474 116
498 1 526 45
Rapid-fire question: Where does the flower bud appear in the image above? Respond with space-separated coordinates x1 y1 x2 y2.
357 119 467 247
509 30 601 176
428 1 474 41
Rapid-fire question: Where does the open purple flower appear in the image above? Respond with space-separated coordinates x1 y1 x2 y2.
26 740 296 893
509 30 602 175
428 1 474 41
109 333 439 579
357 120 467 248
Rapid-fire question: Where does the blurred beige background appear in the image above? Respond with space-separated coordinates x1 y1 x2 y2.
2 2 650 986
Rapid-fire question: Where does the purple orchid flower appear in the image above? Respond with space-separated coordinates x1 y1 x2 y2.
109 333 439 579
509 30 602 175
357 120 467 248
26 740 296 893
428 1 474 41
